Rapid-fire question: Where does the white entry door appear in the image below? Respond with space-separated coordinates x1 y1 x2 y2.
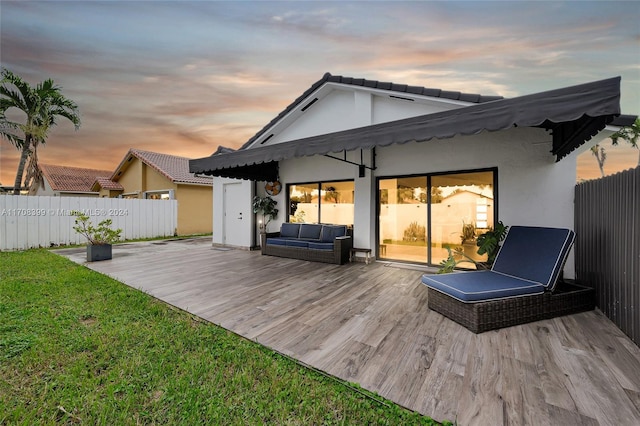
223 182 247 246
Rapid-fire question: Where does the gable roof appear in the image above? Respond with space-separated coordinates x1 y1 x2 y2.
93 177 124 191
39 164 111 192
190 76 626 182
112 149 212 185
240 72 503 150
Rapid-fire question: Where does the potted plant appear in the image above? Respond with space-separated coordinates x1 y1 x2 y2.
460 221 478 260
252 195 278 233
476 221 508 268
438 221 508 273
72 211 122 261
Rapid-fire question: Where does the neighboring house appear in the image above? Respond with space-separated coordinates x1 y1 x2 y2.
31 164 111 197
190 73 635 277
93 149 213 235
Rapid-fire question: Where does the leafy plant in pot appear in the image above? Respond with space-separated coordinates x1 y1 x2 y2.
460 221 478 260
438 221 508 274
72 211 122 261
475 221 508 268
252 195 278 233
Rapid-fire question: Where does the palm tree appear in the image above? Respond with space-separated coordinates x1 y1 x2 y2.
0 68 80 194
590 144 607 178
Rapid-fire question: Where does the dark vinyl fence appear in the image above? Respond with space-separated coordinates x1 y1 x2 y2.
575 166 639 345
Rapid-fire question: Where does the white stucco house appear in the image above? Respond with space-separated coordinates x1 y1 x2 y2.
190 73 633 277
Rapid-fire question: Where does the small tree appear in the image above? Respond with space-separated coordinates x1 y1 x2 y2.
252 196 278 232
590 118 640 178
72 211 122 245
611 118 640 167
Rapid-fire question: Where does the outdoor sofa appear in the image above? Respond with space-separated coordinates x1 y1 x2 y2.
260 223 352 265
421 226 595 333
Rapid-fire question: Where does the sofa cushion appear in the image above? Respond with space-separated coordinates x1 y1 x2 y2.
307 242 335 251
280 223 301 238
299 224 322 240
320 225 347 242
266 238 290 246
285 239 309 248
421 270 545 303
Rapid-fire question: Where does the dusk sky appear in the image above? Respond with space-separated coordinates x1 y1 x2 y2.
1 0 639 186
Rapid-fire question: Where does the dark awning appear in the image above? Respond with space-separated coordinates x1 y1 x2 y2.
190 77 623 181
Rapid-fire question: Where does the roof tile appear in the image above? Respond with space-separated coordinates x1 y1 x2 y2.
116 149 212 185
93 177 124 191
40 164 112 192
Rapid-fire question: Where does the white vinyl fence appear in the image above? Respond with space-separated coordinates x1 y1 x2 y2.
0 195 177 251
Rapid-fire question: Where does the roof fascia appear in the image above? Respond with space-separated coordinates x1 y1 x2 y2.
110 150 136 181
175 181 213 187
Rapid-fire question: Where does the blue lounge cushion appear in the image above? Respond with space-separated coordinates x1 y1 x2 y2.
492 226 575 289
422 271 545 302
421 225 576 304
299 224 322 240
280 223 301 238
284 239 309 248
307 242 335 251
320 225 347 242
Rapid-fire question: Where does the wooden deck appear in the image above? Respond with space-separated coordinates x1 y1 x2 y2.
59 238 640 425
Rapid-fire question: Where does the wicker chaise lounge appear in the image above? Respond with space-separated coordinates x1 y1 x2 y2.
421 226 595 333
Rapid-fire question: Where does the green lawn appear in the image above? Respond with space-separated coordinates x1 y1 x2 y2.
0 250 445 425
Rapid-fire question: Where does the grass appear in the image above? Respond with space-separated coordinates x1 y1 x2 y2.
0 250 446 425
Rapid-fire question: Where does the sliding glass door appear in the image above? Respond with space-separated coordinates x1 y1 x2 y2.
378 176 428 263
378 170 495 266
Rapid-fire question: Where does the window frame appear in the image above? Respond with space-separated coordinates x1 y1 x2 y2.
376 167 498 266
286 179 355 225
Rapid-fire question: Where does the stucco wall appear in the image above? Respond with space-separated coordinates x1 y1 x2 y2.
267 87 465 146
211 82 588 277
98 188 122 198
277 126 579 277
175 184 212 235
33 179 55 196
115 157 211 235
144 164 176 192
115 158 143 196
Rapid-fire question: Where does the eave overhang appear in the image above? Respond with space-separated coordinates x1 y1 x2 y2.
190 76 623 181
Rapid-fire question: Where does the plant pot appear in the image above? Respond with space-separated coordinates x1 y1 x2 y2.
87 244 112 262
462 241 482 262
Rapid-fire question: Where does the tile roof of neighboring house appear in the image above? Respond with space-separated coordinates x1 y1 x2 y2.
113 149 212 185
240 72 504 149
39 164 112 192
93 177 124 191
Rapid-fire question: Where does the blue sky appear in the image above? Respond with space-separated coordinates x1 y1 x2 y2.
1 0 639 185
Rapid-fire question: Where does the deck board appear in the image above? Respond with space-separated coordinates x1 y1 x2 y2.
58 238 640 425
